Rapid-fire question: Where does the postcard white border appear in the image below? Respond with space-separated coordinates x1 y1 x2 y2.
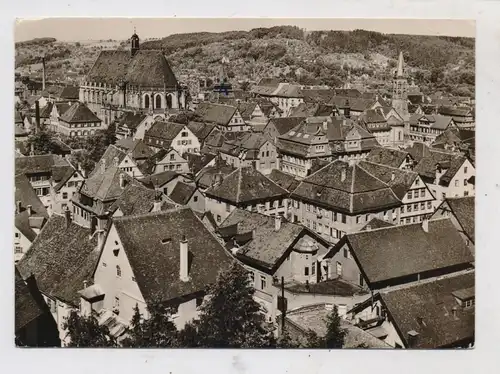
2 1 500 373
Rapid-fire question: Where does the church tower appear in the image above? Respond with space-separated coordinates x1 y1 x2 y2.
131 28 140 57
391 51 409 121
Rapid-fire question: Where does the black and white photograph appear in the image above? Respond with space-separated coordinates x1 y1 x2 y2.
13 17 476 349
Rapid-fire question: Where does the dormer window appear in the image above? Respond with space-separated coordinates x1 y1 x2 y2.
116 265 122 278
113 248 120 257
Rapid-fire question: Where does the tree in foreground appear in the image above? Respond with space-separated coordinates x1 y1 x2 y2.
178 262 275 348
63 310 117 347
305 305 347 348
121 302 178 348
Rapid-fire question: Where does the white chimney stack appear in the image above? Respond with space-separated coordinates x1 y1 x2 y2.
27 205 33 216
180 235 189 282
119 173 126 188
275 215 282 231
100 159 106 173
152 200 162 212
391 171 395 181
422 218 429 233
96 229 105 251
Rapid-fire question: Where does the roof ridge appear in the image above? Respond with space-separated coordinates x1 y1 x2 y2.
235 167 243 203
113 205 191 222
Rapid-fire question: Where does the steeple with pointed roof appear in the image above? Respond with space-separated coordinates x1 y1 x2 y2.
392 51 409 121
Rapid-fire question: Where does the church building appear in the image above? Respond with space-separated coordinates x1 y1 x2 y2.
79 31 186 127
391 52 410 124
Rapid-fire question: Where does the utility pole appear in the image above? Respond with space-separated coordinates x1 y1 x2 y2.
280 276 286 333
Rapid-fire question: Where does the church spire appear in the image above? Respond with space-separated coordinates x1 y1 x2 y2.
396 51 405 77
131 28 140 57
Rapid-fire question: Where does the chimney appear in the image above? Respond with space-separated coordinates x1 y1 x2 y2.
407 330 419 348
422 218 429 233
119 173 126 188
100 158 106 173
451 306 458 319
180 235 189 282
322 120 328 131
90 216 97 236
83 280 88 289
113 156 120 167
340 166 347 182
16 200 22 214
35 101 40 134
275 214 282 231
365 224 372 231
27 205 33 216
152 198 162 212
64 207 71 228
42 57 46 91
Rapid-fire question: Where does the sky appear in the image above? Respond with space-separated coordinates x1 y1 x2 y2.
14 18 475 42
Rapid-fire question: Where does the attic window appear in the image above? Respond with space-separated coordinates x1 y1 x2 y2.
303 134 310 138
113 248 120 257
161 238 172 244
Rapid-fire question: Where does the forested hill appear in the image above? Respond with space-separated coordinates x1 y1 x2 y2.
141 27 475 96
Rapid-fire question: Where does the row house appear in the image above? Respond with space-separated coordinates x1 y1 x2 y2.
14 174 49 262
357 160 436 225
138 148 190 175
431 196 475 255
289 160 402 243
413 149 475 206
195 102 248 132
323 217 474 293
72 156 141 229
15 154 81 212
17 211 102 345
217 209 331 323
263 117 304 145
115 112 148 139
144 121 202 155
438 106 475 130
204 166 289 224
278 117 379 179
359 107 405 147
56 102 104 138
431 128 475 163
347 270 474 348
365 146 416 170
408 114 457 144
87 207 233 330
80 32 185 126
219 132 279 174
251 82 304 116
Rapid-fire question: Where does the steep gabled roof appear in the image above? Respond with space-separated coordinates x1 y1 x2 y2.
267 169 300 193
205 167 288 204
86 50 178 88
195 102 237 126
17 215 99 306
59 86 80 100
115 138 155 160
109 183 164 216
140 170 181 189
59 102 101 124
15 268 45 332
184 152 216 175
219 209 322 269
267 117 305 136
186 121 216 141
445 197 475 243
380 271 475 348
358 160 419 200
15 174 48 241
88 145 127 178
291 160 401 214
195 157 236 189
112 207 233 304
145 121 185 142
168 181 196 205
116 112 147 130
366 146 412 169
337 219 473 285
15 154 70 176
414 150 468 186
